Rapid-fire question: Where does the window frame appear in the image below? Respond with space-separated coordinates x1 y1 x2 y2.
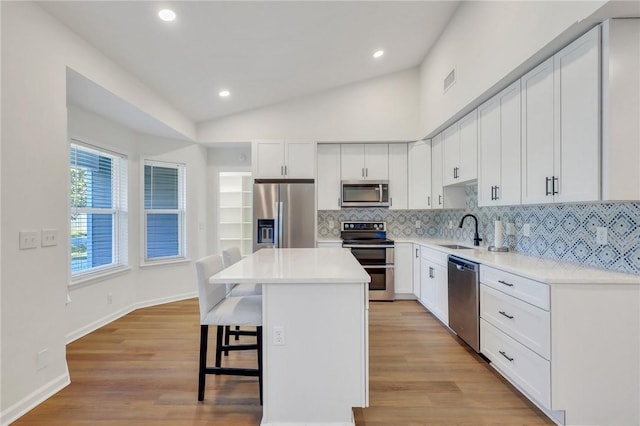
141 159 187 265
69 139 129 282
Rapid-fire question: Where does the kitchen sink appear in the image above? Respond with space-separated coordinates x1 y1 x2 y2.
438 244 474 250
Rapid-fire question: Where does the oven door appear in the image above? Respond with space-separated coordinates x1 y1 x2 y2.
344 245 395 301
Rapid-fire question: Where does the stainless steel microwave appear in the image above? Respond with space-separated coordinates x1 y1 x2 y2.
341 180 389 207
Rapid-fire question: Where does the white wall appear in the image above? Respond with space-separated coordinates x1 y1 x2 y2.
419 1 606 137
0 2 196 422
197 68 420 143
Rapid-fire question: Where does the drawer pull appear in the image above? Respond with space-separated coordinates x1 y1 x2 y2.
499 350 514 362
498 280 514 287
499 310 514 319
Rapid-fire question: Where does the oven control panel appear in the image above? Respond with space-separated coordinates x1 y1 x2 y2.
341 221 386 231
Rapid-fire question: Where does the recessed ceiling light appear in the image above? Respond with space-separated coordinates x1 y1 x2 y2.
158 9 176 22
373 50 385 59
219 90 231 98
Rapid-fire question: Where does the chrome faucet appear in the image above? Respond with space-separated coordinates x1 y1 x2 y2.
459 214 482 246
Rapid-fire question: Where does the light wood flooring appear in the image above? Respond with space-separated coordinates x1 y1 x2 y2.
14 299 553 425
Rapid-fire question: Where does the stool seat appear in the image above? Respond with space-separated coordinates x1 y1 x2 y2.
228 282 263 297
203 294 262 326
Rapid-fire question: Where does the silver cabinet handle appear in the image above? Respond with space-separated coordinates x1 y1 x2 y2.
438 195 442 205
281 165 283 176
429 266 434 278
498 279 514 287
365 168 368 178
415 248 419 258
362 167 365 177
427 196 431 206
495 186 499 200
545 177 551 196
284 165 287 176
499 311 514 319
499 350 514 362
390 197 393 207
552 176 558 195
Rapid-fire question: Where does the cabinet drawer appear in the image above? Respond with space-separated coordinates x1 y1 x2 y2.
420 246 448 267
480 284 550 360
480 266 549 310
481 319 551 408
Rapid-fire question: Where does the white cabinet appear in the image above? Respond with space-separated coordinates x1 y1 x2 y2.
317 144 341 210
521 26 600 204
252 140 316 179
431 134 466 210
419 246 449 326
407 140 432 209
341 144 388 180
442 110 478 186
388 144 408 210
412 244 421 298
478 80 522 206
394 242 415 298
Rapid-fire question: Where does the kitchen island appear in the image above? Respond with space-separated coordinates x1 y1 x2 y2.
209 248 371 426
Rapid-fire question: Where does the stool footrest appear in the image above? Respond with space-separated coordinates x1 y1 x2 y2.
220 343 258 352
205 367 259 377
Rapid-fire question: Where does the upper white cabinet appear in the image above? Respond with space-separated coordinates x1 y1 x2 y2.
252 140 316 179
521 26 600 204
478 80 522 207
388 144 408 210
317 144 341 210
431 134 466 210
341 144 389 180
442 110 478 186
408 140 432 209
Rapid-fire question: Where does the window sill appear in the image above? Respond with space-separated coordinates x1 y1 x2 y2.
139 257 192 269
69 266 132 289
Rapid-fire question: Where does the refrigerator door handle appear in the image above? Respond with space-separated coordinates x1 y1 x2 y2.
277 201 284 248
273 202 280 248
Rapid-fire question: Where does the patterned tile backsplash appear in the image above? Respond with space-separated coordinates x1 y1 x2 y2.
318 185 640 275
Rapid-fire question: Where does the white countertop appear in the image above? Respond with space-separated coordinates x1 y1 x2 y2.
396 238 640 285
209 248 371 284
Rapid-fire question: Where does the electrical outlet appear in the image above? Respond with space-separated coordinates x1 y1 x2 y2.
19 230 39 249
273 326 285 346
596 227 608 245
328 219 335 229
448 220 453 229
523 224 531 237
415 220 421 229
506 222 516 236
37 348 49 371
41 228 58 247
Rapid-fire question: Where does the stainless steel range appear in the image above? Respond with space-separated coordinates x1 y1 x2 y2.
341 221 394 301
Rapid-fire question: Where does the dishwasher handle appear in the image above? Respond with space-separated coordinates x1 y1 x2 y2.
448 255 479 273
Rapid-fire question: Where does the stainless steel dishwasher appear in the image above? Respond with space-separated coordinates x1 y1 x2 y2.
447 255 480 352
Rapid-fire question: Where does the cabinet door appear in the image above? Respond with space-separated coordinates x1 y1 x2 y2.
458 110 478 183
553 26 600 203
499 80 522 206
420 256 436 311
431 134 444 210
317 144 341 210
442 123 459 186
413 245 421 298
388 144 408 209
521 57 555 205
478 96 501 207
394 242 414 295
364 144 389 180
253 140 284 178
285 140 316 179
408 140 432 209
433 263 449 325
341 144 365 180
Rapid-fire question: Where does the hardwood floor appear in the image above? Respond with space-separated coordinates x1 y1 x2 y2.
14 299 552 425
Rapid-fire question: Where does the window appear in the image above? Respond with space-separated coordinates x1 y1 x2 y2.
70 141 128 277
144 160 186 262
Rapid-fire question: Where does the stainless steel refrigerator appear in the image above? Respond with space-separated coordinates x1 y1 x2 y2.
253 179 316 252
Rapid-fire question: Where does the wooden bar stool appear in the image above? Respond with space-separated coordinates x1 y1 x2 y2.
195 254 263 404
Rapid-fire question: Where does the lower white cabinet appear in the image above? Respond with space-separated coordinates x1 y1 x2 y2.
419 246 448 326
394 242 415 298
479 264 640 425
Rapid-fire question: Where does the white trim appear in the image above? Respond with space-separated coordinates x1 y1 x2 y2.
0 370 71 426
65 291 197 344
139 257 191 268
69 266 132 288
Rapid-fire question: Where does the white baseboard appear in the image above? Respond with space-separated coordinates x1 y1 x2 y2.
393 293 418 300
66 291 197 344
0 369 70 426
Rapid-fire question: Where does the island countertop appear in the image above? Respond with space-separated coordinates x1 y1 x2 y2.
209 247 371 284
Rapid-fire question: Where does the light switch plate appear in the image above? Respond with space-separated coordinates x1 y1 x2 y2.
19 230 39 249
41 229 58 247
523 224 531 237
506 222 516 236
596 227 608 245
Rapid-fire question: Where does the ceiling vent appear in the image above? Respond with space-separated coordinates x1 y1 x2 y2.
443 68 456 93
